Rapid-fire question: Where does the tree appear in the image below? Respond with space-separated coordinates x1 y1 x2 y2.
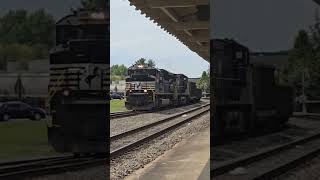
134 58 147 66
134 58 156 67
0 43 35 70
0 9 54 46
147 59 156 68
197 71 210 92
111 64 128 81
0 9 55 70
81 0 107 10
111 64 127 76
281 12 320 99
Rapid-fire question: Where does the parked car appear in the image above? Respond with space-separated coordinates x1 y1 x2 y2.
111 93 124 99
0 101 46 121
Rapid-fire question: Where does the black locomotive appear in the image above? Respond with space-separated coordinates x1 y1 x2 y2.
125 64 202 110
47 9 108 155
211 39 293 139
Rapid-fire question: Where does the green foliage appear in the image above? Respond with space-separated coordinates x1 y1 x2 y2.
111 64 128 81
0 9 55 46
0 43 36 69
111 64 127 76
135 58 146 66
81 0 107 10
134 58 156 68
0 9 55 70
281 13 320 99
111 75 124 81
147 59 156 68
197 70 210 92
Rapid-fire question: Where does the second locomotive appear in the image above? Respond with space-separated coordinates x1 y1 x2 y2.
125 64 202 110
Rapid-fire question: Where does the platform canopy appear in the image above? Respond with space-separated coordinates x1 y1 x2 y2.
129 0 210 62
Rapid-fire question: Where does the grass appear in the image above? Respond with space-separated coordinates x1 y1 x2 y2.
0 99 128 162
110 99 127 112
0 120 62 162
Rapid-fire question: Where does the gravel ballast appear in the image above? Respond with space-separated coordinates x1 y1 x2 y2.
111 101 208 136
110 112 210 180
111 107 209 151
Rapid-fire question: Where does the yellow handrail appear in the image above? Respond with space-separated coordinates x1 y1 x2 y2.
46 70 66 111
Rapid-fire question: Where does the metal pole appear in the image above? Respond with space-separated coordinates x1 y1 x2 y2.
302 69 307 113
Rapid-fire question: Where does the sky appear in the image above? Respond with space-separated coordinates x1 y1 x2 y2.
110 0 209 78
211 0 320 52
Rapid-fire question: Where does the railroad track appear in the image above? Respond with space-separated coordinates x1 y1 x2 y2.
110 103 210 158
110 111 140 119
0 103 209 178
110 101 208 119
0 154 107 179
211 131 320 180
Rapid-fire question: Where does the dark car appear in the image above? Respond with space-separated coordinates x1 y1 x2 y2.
111 93 124 99
0 101 46 121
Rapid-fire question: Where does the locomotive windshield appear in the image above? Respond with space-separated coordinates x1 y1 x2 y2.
56 24 108 44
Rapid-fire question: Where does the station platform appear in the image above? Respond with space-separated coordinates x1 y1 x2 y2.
125 127 210 180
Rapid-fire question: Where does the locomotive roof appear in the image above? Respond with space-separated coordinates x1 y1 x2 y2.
212 39 249 51
129 66 188 78
128 65 158 70
56 9 109 26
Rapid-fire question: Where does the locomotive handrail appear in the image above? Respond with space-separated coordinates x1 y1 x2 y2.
46 70 67 112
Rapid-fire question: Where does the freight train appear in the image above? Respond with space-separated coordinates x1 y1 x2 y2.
47 9 108 155
211 39 293 139
125 65 202 110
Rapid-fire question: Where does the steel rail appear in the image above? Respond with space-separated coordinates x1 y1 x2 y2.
211 131 320 179
0 103 209 178
0 155 107 179
110 107 210 158
111 103 210 141
110 111 139 118
110 101 207 119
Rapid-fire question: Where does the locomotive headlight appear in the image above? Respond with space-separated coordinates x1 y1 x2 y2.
63 90 70 96
144 89 147 93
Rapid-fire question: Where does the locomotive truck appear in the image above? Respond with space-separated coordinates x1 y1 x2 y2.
125 64 202 111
